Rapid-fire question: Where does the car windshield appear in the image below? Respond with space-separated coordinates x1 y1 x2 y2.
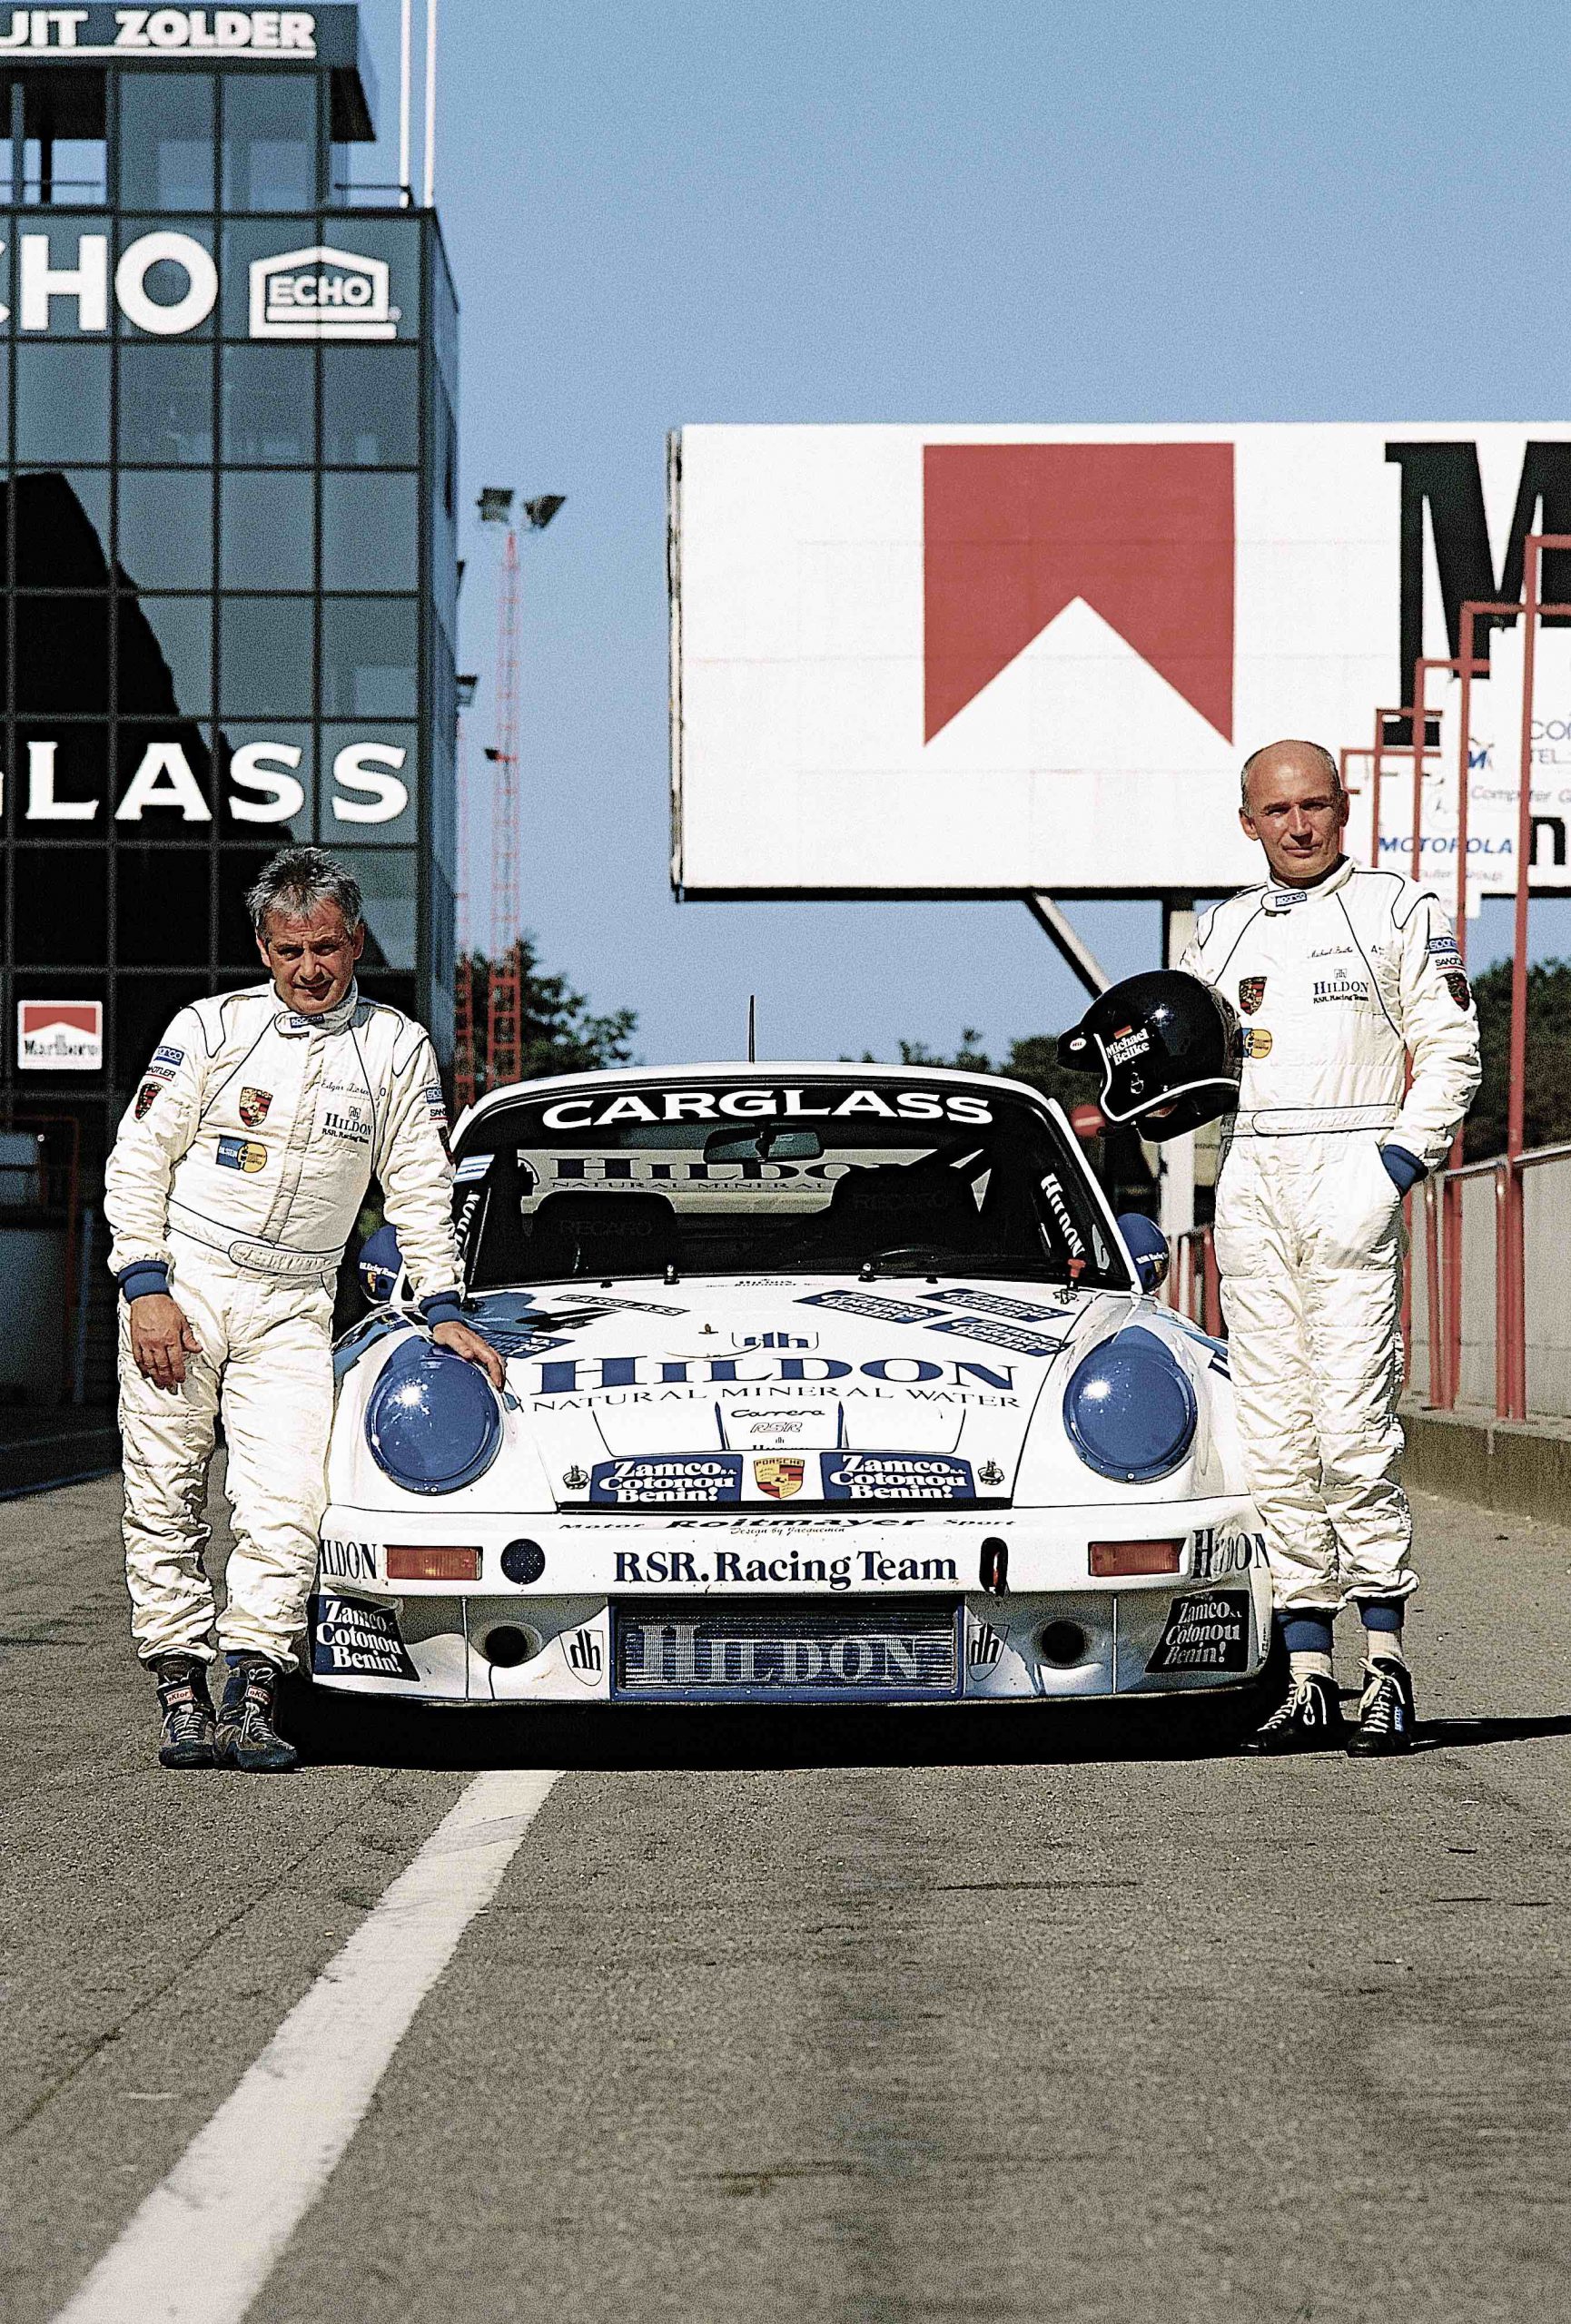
452 1076 1129 1292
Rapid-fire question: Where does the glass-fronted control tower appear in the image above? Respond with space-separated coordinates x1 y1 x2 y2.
0 5 459 1186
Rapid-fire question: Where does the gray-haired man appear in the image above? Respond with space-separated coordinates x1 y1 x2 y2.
104 847 503 1772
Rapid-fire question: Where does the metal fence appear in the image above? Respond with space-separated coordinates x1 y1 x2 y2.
1168 1140 1571 1422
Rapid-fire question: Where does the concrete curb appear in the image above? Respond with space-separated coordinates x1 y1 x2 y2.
1402 1403 1571 1525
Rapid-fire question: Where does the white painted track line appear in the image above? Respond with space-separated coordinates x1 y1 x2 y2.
51 1767 562 2324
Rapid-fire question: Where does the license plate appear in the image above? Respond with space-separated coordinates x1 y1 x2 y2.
613 1599 961 1700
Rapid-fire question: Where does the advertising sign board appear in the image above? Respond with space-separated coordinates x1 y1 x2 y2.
18 1001 103 1072
669 423 1571 901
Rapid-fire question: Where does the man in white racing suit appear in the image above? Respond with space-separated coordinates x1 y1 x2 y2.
1182 741 1479 1755
105 847 503 1773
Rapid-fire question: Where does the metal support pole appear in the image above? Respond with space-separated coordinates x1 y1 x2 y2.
398 0 412 202
1022 893 1112 998
1159 901 1197 1252
421 0 439 210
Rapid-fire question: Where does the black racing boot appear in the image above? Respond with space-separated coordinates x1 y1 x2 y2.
214 1654 299 1774
153 1654 216 1769
1346 1657 1418 1757
1239 1671 1346 1755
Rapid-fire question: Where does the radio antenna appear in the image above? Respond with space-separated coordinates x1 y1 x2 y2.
746 995 756 1062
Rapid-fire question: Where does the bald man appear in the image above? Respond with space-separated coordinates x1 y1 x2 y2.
1182 741 1479 1754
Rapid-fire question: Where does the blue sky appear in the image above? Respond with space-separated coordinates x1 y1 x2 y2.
352 0 1571 1064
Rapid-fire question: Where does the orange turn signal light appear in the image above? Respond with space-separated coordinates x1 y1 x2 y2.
1088 1539 1182 1578
386 1545 481 1582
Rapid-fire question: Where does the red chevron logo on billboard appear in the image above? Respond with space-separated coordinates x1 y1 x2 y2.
922 441 1236 743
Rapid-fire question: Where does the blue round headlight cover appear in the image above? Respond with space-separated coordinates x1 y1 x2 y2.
1063 1325 1197 1483
365 1336 503 1495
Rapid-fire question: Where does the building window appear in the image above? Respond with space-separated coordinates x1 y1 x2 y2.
120 595 213 717
15 724 110 830
215 720 313 844
17 68 107 205
118 344 215 465
321 473 418 591
114 723 216 831
115 843 213 963
321 597 419 718
15 342 111 465
220 344 315 465
219 596 314 716
320 722 418 844
221 470 313 590
117 469 213 591
14 470 111 587
321 347 419 467
15 597 111 714
118 72 215 211
331 848 418 970
12 848 110 963
221 73 318 212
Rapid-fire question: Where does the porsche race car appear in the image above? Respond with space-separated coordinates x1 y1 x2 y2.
311 1062 1270 1709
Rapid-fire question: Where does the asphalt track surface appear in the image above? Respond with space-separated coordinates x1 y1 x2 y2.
4 1475 1571 2324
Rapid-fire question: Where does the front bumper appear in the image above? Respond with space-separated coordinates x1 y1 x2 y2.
309 1498 1271 1704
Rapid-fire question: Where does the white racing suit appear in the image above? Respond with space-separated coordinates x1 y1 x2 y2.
1182 860 1479 1616
104 980 462 1666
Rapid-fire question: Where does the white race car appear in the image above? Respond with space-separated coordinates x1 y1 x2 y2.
311 1063 1270 1712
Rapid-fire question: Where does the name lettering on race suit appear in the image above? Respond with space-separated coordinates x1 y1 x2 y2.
538 1087 994 1130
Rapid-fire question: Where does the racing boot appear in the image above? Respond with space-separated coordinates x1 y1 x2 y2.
1346 1656 1418 1757
153 1654 215 1769
1239 1671 1346 1755
214 1654 299 1774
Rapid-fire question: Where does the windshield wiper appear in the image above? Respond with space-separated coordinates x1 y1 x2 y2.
856 1246 1079 1285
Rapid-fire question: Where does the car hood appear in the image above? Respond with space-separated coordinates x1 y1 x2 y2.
465 1275 1144 1508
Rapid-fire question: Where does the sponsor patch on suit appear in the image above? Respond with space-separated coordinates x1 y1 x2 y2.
238 1085 272 1127
216 1135 268 1173
1237 975 1266 1014
134 1080 161 1119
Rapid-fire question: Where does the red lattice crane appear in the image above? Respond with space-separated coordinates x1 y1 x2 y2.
477 490 565 1093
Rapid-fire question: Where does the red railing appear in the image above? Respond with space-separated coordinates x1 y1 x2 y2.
1167 1223 1222 1337
1418 1137 1571 1419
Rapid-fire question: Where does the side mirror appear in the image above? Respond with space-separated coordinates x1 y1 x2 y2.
358 1222 404 1305
1116 1211 1170 1295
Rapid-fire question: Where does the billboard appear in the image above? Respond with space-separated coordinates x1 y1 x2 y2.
668 423 1571 901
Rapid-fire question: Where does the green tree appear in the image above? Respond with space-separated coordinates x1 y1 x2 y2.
1466 958 1571 1159
882 1027 1157 1210
463 934 637 1086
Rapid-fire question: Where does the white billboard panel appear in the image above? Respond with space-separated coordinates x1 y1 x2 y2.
669 422 1571 900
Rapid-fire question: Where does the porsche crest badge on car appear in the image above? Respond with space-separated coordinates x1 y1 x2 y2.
754 1456 805 1499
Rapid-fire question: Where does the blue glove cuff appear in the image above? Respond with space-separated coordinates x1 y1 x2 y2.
419 1293 466 1328
1379 1145 1425 1196
118 1261 171 1302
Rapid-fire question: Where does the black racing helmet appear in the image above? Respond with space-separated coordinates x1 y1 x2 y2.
1055 970 1240 1141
